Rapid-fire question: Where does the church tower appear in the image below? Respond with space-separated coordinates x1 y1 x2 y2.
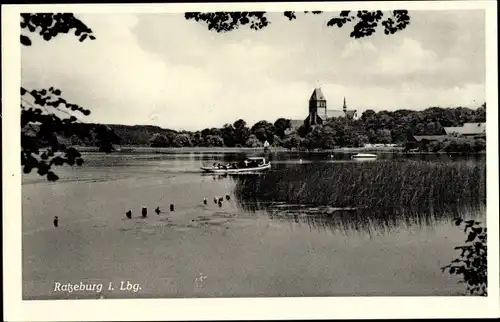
342 96 357 120
307 88 327 125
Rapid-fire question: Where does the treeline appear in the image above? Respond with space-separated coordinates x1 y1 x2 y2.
56 104 486 150
415 137 486 154
290 104 486 150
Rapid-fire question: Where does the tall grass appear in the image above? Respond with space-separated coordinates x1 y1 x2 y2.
234 160 486 219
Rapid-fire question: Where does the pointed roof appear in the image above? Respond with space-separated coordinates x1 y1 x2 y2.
343 97 347 109
310 88 326 101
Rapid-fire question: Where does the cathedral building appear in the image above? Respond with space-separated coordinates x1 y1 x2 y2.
304 88 358 126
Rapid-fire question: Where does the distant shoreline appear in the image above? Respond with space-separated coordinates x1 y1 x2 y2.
72 145 485 155
73 145 404 153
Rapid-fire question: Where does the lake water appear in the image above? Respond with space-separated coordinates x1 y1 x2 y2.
22 151 486 299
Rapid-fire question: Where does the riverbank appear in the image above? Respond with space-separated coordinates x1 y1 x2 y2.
73 146 280 153
71 145 487 155
73 145 405 153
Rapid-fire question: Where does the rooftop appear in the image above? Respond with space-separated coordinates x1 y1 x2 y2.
325 110 344 119
443 122 486 136
412 135 449 142
309 88 326 101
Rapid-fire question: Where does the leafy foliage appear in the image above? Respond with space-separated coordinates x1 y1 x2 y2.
326 10 410 38
420 137 487 154
21 13 95 45
185 10 411 38
22 88 86 181
441 219 487 296
251 120 276 144
21 13 121 181
184 12 270 32
273 118 292 139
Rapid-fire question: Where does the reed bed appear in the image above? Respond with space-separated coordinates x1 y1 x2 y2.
234 160 486 219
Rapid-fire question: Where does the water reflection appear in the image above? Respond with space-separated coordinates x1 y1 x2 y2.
234 201 484 236
201 173 229 180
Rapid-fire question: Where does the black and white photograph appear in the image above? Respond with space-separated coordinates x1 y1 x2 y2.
2 1 499 320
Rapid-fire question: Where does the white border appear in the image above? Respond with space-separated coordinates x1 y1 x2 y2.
3 1 499 320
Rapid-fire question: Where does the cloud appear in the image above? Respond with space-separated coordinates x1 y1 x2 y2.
318 82 484 113
21 11 486 130
376 38 439 74
341 40 378 59
22 14 225 129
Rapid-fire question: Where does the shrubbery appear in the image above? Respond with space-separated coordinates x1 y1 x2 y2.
420 137 486 154
442 219 487 296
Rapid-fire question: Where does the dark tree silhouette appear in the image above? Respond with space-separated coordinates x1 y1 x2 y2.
21 13 95 45
184 10 411 38
21 13 120 182
273 118 292 139
442 219 487 296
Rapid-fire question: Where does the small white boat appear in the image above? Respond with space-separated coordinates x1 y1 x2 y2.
201 157 271 173
351 153 377 160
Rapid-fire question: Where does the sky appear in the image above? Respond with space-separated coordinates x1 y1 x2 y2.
21 10 486 131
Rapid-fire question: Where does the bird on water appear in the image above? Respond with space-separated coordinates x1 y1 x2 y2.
170 204 175 212
53 216 59 227
213 197 218 204
225 194 230 201
155 207 161 215
126 210 132 219
203 197 207 205
142 207 147 218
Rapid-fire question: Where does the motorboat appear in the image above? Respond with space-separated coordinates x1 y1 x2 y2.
201 157 271 173
351 153 377 160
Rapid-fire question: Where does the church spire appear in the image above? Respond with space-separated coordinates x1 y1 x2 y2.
343 97 347 111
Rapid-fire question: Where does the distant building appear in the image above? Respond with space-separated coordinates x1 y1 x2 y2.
285 88 359 134
304 88 358 126
443 122 486 138
405 135 449 150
